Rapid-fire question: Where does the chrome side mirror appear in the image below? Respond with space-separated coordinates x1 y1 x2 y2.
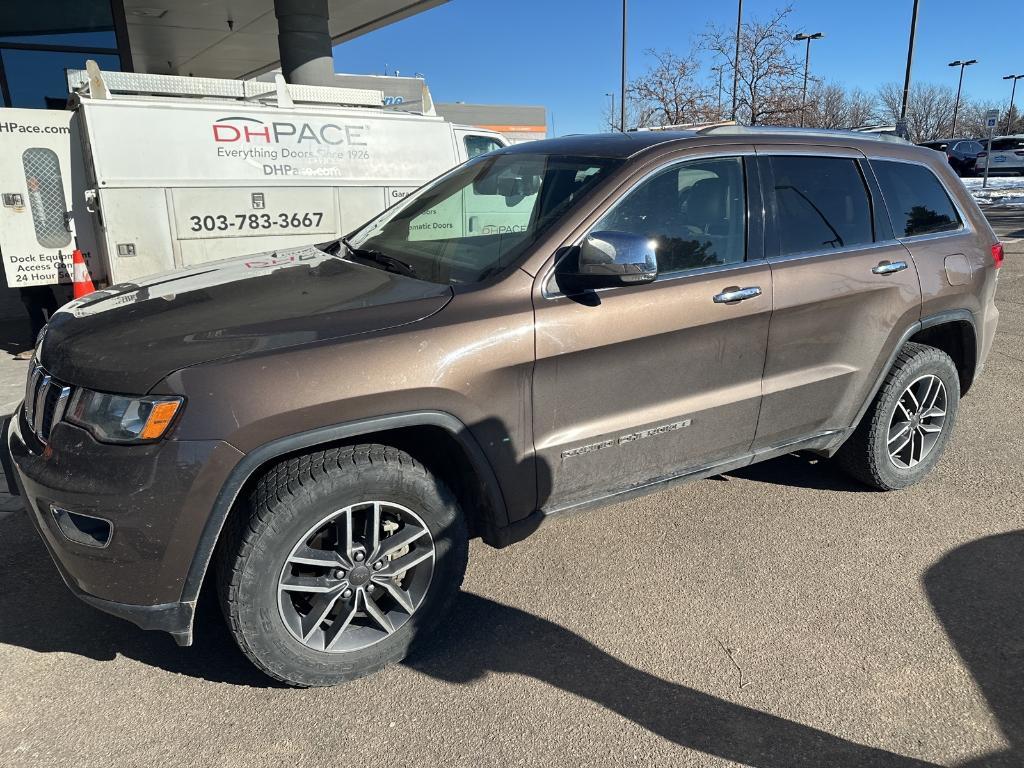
565 230 658 288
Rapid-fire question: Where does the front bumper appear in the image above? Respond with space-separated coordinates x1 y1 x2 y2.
4 408 243 644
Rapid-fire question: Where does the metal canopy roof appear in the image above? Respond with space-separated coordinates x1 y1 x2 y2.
122 0 448 78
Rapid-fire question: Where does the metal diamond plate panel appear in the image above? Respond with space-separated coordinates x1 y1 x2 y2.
21 148 71 249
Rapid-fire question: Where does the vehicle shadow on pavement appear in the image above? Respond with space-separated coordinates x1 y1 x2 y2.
724 452 870 492
407 592 938 768
0 509 277 687
925 529 1023 768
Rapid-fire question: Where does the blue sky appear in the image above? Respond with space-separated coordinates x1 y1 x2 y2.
332 0 1021 135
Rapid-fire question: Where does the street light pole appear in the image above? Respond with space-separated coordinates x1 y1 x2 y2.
1004 74 1024 134
899 0 921 132
606 92 616 132
715 65 724 118
794 32 824 128
731 0 743 121
948 59 977 137
620 0 627 132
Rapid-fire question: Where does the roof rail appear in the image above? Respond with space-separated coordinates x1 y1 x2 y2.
637 120 738 132
66 61 383 109
696 124 910 144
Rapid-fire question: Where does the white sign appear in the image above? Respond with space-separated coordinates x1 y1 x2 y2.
80 100 458 188
985 109 999 130
170 187 337 240
0 109 100 287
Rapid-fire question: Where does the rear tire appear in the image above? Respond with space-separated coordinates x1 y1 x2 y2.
836 343 960 490
217 444 468 687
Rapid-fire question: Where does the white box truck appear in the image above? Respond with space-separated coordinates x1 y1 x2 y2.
0 63 508 290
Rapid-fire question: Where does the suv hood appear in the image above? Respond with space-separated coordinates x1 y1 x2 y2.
39 245 453 393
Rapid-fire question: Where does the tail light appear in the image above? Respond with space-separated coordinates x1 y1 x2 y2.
977 151 987 158
992 242 1004 270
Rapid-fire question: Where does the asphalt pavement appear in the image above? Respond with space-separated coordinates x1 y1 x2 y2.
1 211 1022 767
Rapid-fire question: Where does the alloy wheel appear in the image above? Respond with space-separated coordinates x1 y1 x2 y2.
277 501 435 653
887 374 947 470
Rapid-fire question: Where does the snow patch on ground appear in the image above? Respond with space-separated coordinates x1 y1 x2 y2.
961 177 1024 207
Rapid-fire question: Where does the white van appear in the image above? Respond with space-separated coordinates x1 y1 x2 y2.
0 64 507 290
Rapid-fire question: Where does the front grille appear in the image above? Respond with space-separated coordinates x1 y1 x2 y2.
23 363 73 445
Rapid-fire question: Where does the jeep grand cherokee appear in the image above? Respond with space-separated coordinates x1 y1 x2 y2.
5 127 1001 686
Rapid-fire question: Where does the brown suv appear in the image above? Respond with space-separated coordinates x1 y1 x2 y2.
4 127 1002 686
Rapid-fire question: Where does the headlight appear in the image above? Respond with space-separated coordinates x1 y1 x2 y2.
67 390 183 444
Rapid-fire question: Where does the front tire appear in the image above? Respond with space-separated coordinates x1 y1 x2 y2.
217 444 468 687
836 343 960 490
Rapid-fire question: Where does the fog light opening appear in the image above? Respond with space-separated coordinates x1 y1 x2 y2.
50 505 112 548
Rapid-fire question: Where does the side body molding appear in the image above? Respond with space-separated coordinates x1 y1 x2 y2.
179 410 510 617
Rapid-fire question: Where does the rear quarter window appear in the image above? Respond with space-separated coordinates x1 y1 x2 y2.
870 160 962 239
990 138 1024 151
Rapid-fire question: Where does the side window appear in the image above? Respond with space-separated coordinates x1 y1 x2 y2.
769 156 874 256
464 135 505 159
593 156 747 276
870 160 961 238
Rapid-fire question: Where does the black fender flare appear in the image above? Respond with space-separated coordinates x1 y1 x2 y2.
179 410 509 609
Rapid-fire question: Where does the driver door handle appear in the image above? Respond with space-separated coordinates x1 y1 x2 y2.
713 286 762 304
872 260 908 275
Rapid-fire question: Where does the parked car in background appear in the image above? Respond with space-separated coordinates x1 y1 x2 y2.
917 139 986 176
5 127 1002 687
978 135 1024 176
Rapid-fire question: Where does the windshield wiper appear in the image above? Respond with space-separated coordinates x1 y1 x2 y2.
333 237 418 278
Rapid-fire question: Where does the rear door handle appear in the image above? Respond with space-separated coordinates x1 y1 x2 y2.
713 286 762 304
872 260 908 275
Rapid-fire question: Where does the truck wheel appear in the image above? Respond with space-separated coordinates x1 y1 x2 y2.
217 444 468 687
836 342 960 491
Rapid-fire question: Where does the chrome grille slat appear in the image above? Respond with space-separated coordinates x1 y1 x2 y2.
33 374 51 438
24 365 42 426
52 386 72 429
22 364 74 445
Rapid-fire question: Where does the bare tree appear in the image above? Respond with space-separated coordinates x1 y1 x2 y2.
877 82 957 141
846 88 878 128
625 49 715 128
703 5 803 125
803 82 849 129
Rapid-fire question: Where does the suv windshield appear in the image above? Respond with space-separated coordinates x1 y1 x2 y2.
344 153 622 284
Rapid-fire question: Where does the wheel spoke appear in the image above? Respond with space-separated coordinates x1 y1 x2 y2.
376 523 429 559
919 422 942 434
324 595 360 651
909 430 922 466
922 407 946 419
381 547 433 577
280 573 337 593
888 422 911 444
917 377 935 413
379 580 416 613
890 431 913 458
369 502 381 553
362 591 395 634
343 506 355 561
923 377 943 413
301 589 342 641
905 386 921 413
288 543 345 568
895 401 913 421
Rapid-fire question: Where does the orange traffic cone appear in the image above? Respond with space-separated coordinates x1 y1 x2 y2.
72 249 95 298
